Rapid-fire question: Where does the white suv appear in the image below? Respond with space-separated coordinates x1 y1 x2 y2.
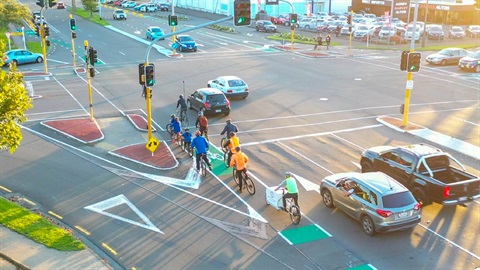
140 3 156 12
113 9 127 20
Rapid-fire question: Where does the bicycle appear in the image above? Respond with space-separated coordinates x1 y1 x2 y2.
178 108 189 127
266 187 301 225
199 153 208 177
182 139 193 157
232 167 255 195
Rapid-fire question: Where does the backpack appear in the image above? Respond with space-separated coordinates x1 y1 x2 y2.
199 116 208 127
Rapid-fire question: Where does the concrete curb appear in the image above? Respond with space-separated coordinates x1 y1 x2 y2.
0 252 31 270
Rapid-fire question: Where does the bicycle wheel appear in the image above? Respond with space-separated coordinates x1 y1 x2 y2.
223 152 229 167
290 205 301 225
232 168 239 186
244 175 256 195
201 156 207 177
181 137 186 151
220 138 227 153
165 123 173 135
188 146 193 157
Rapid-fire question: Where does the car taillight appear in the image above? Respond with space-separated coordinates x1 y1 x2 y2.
204 102 211 109
245 88 249 92
227 89 233 93
443 186 450 198
376 209 393 218
413 203 421 210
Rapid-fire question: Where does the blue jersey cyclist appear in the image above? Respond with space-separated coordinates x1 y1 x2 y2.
172 117 181 144
182 128 192 149
275 172 299 211
191 131 212 171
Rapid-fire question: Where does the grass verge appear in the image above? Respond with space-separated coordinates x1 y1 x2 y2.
71 8 110 26
26 41 44 53
0 197 85 251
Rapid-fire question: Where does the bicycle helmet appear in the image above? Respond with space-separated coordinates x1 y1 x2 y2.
226 119 231 123
170 114 175 118
179 94 184 99
285 171 292 178
185 128 189 131
198 111 203 116
195 131 201 136
235 146 241 152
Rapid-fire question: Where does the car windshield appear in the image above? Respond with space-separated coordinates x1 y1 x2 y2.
438 50 452 56
382 191 415 208
115 10 124 13
264 21 273 25
470 51 480 58
151 28 162 33
430 26 442 31
180 36 193 42
358 26 369 30
382 27 394 31
228 80 245 87
452 27 463 32
207 94 225 103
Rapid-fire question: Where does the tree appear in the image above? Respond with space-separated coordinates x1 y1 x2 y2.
0 0 30 27
81 0 98 17
0 56 33 153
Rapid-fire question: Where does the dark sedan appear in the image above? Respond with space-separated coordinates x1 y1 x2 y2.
187 88 230 116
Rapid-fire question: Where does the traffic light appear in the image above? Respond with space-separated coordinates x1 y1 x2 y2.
89 67 95 78
233 0 251 26
144 64 155 87
290 13 298 24
46 40 51 46
72 32 77 39
168 15 178 26
48 0 57 7
407 52 421 72
88 47 98 66
70 18 77 31
347 15 352 25
36 0 44 7
35 26 40 36
138 63 145 85
400 51 408 71
44 27 50 37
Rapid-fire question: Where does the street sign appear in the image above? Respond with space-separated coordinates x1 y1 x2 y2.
146 137 160 153
172 43 178 49
406 80 414 89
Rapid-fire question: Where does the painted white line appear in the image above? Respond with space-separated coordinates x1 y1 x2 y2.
419 223 480 260
292 173 320 194
118 51 126 56
454 117 480 127
278 141 334 175
51 76 90 115
85 194 163 234
48 59 70 64
330 133 365 151
314 223 332 237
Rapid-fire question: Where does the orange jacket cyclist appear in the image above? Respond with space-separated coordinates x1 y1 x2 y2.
230 146 249 192
223 132 240 167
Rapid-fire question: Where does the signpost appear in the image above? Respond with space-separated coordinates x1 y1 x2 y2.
5 32 11 50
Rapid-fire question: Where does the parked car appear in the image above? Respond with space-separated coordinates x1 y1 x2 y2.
57 2 66 9
114 1 123 6
271 14 288 25
458 50 480 73
298 18 318 30
146 26 164 40
426 24 444 40
3 49 44 66
255 20 277 32
321 171 422 236
113 9 127 20
466 25 480 38
448 26 466 39
207 76 249 99
158 3 169 11
405 25 422 41
340 25 353 36
122 1 136 8
327 21 344 32
140 3 156 12
175 35 197 52
378 26 396 39
316 21 329 32
134 4 146 11
426 48 468 65
360 144 480 206
187 88 231 116
353 25 374 38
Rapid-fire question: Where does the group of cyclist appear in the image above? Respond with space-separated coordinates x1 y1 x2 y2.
170 95 299 210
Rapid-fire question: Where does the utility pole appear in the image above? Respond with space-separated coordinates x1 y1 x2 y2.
421 0 428 48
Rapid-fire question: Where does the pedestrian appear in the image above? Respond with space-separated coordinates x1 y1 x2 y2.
195 111 209 141
325 34 331 50
335 24 341 37
314 34 322 51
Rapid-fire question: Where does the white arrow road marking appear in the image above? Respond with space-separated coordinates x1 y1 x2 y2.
84 194 163 234
291 173 320 194
351 161 361 170
213 40 229 46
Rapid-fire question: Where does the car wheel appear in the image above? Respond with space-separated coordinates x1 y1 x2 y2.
412 187 429 206
321 189 333 208
207 84 210 87
305 25 310 30
361 160 374 173
361 215 375 236
178 46 183 52
12 60 18 65
113 16 116 20
256 27 259 31
441 59 447 66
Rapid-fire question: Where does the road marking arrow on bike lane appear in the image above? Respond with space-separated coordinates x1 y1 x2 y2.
292 173 320 194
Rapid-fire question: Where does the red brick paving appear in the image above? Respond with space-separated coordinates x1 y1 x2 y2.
42 118 104 143
111 142 177 169
126 114 156 132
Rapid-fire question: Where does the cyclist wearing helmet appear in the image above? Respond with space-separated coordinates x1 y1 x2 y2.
229 146 249 192
176 95 187 121
172 117 181 144
275 172 299 211
191 130 212 171
195 111 209 141
220 119 238 140
182 128 192 150
222 132 240 167
170 114 176 125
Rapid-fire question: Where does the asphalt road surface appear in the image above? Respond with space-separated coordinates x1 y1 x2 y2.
1 2 479 270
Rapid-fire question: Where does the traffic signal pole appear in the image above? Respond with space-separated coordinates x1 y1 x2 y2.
39 3 48 74
70 14 76 67
402 1 420 126
84 40 94 122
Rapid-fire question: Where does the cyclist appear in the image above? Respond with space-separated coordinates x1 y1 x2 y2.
191 131 212 171
220 119 238 139
195 111 209 140
229 146 249 193
176 94 187 121
222 132 240 167
182 127 192 150
275 172 299 211
172 117 181 144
